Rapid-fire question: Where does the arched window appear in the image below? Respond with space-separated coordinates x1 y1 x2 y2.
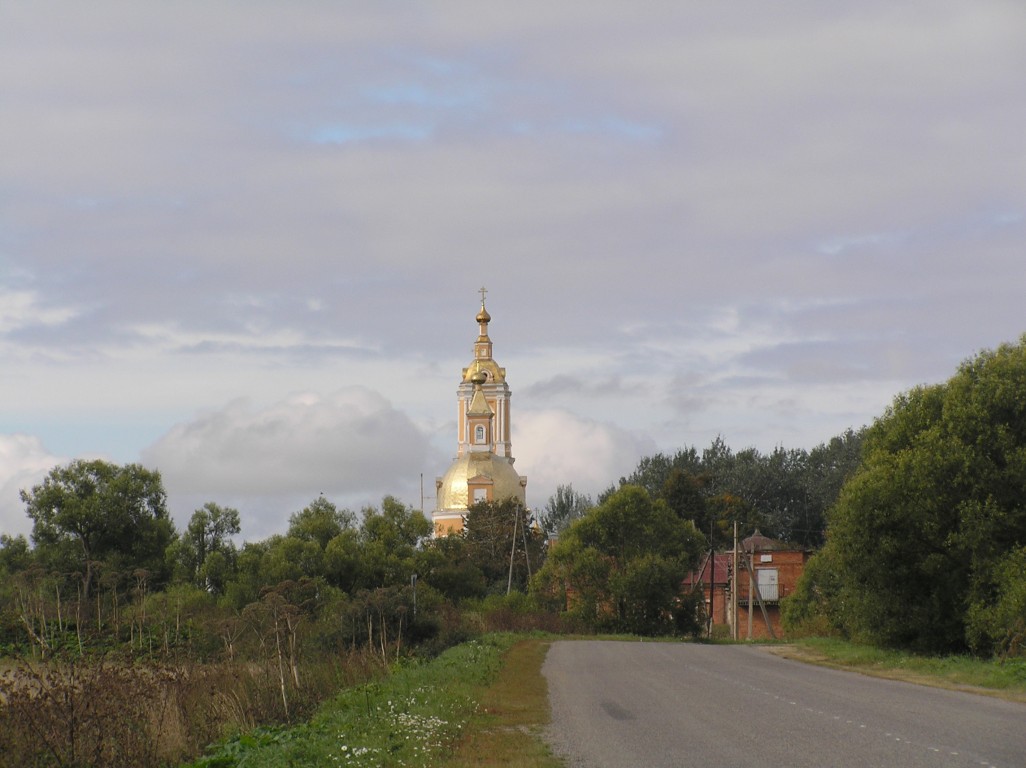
475 425 486 442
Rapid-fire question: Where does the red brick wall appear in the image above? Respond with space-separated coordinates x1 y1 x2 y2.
701 549 809 639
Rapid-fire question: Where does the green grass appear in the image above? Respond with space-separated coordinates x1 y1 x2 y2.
788 637 1026 698
182 634 559 768
437 637 562 767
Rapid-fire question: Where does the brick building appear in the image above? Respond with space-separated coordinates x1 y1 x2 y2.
684 530 809 640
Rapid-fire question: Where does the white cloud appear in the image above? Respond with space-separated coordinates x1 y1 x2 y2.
141 389 433 536
0 434 65 538
0 290 78 334
514 409 656 509
1 1 1025 536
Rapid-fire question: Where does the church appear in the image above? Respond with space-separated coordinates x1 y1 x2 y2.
432 290 527 536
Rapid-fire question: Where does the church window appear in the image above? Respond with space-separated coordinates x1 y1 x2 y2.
475 425 485 442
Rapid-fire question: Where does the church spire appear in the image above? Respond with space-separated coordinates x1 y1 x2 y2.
474 286 493 361
458 289 510 457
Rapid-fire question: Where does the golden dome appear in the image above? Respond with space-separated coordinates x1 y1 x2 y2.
435 453 527 511
462 358 506 383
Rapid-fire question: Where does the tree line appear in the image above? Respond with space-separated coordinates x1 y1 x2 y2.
0 428 865 659
4 337 1024 662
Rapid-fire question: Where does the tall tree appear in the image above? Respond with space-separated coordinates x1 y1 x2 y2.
801 428 865 547
539 484 593 536
609 431 864 548
788 337 1026 654
22 460 174 610
660 467 712 535
169 502 240 594
463 498 545 593
532 485 705 635
287 496 355 550
357 496 432 589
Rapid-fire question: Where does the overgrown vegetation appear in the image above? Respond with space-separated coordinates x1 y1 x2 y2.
0 646 389 768
785 335 1026 657
182 633 531 768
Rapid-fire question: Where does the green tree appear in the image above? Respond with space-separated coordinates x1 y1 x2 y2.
606 434 862 548
532 485 705 635
415 535 487 602
356 496 432 589
322 528 364 592
223 540 269 610
262 535 325 586
605 447 704 503
660 468 707 525
463 498 545 593
22 460 174 611
802 428 865 547
966 546 1026 658
287 496 355 549
790 337 1026 654
168 502 240 594
0 534 31 575
539 484 593 536
0 535 33 650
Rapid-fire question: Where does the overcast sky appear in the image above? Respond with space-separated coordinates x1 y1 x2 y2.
3 2 1024 541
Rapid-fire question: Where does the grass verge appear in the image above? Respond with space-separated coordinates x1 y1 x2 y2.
771 637 1026 702
436 637 562 767
182 633 561 767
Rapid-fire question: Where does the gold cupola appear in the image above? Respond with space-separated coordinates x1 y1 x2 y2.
433 290 527 536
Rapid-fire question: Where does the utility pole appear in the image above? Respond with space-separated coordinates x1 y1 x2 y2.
732 521 739 641
742 548 776 639
507 505 519 595
521 506 532 580
707 518 717 637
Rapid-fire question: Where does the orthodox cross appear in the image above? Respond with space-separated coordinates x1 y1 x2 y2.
479 286 488 305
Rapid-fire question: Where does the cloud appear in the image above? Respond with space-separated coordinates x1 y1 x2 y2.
1 0 1025 536
0 434 65 538
0 289 79 335
521 374 633 400
514 409 656 508
142 389 433 536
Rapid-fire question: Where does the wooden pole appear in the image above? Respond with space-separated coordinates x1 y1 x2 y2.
742 549 776 639
708 519 715 637
507 505 519 595
732 521 739 641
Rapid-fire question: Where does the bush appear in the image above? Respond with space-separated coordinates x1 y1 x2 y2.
966 546 1026 658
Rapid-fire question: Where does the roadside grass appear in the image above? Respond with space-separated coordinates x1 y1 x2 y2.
182 633 562 768
436 636 561 767
779 637 1026 701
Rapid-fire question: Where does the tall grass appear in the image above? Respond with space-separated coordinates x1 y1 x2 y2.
0 648 389 767
185 634 520 768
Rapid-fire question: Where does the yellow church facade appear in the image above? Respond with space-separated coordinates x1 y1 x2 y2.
433 291 527 536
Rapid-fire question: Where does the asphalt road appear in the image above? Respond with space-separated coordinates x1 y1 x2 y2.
543 641 1026 768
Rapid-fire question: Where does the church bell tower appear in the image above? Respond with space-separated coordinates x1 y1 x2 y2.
432 289 527 536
